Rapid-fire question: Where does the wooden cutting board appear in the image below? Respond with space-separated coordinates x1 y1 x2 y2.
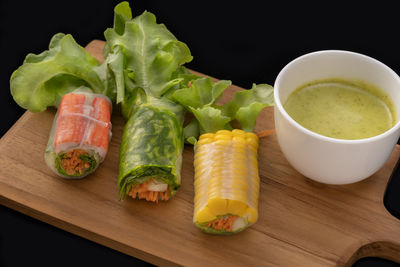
1 40 400 267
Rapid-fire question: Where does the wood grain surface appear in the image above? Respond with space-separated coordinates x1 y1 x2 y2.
1 40 400 266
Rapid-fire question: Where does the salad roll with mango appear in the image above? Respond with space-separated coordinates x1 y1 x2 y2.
173 78 274 234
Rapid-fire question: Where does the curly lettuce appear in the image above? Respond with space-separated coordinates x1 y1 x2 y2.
103 1 193 115
221 83 274 131
173 77 274 143
10 33 115 112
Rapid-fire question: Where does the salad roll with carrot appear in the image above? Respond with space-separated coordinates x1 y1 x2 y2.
10 33 116 178
45 89 112 178
104 2 193 201
118 101 183 201
173 78 274 234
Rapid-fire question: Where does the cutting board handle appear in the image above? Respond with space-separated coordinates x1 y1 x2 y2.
345 241 400 266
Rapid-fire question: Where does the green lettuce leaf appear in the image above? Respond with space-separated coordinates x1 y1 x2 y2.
173 80 274 139
162 66 200 99
221 83 274 132
104 1 193 105
172 77 231 109
121 87 147 119
189 106 232 134
183 119 200 145
113 1 133 34
10 33 113 112
104 45 125 104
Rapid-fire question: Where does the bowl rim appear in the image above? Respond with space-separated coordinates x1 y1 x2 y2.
273 49 400 144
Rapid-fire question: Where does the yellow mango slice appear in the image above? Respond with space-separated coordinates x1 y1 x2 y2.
243 206 258 223
195 206 216 223
227 199 248 216
207 197 228 214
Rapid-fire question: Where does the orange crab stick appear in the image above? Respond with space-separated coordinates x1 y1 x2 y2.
84 96 112 153
54 93 87 150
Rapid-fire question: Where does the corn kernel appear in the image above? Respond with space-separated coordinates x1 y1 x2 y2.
215 134 232 141
214 139 231 147
245 132 258 139
199 133 215 140
246 137 258 148
232 129 246 136
232 136 246 144
197 137 214 146
216 129 232 136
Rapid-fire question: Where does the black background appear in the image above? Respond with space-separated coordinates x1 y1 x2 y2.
1 1 400 266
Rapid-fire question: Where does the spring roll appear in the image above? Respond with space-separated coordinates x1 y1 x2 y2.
193 130 259 234
45 91 112 178
118 104 183 202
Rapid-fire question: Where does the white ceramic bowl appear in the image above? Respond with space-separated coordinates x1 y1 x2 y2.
274 50 400 184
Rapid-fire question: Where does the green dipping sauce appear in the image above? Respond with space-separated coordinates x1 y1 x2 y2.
283 78 396 140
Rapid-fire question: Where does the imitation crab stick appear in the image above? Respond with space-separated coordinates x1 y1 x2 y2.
45 90 112 178
84 96 112 152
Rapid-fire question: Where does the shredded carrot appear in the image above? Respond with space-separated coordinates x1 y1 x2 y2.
256 129 276 138
60 149 91 175
206 215 239 232
128 180 170 203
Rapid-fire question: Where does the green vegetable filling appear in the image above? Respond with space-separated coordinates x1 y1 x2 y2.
119 166 179 199
195 215 249 235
